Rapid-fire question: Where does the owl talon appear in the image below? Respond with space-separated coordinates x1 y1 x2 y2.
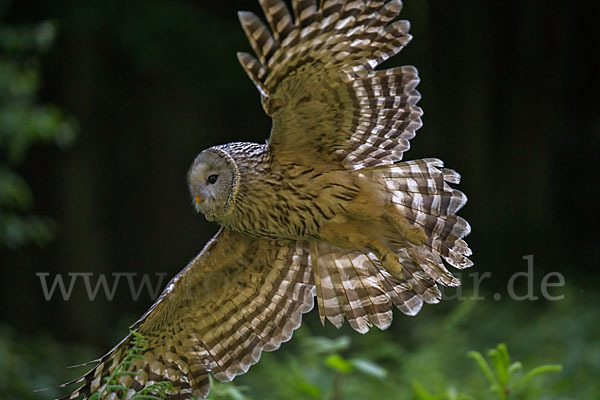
405 225 428 246
380 253 404 279
385 205 428 246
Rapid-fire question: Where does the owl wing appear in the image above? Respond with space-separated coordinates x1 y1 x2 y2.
307 158 472 333
237 0 422 169
310 240 448 334
59 228 315 399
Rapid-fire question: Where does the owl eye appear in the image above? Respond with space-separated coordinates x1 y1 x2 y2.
207 174 219 184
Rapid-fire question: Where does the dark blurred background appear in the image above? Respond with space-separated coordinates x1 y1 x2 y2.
1 0 598 398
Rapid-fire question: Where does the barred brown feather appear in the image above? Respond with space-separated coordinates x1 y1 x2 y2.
238 0 421 170
368 159 472 287
60 229 315 399
381 159 473 270
310 240 446 333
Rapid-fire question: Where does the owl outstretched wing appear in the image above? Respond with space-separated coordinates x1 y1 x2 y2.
59 228 315 399
237 0 422 169
309 159 472 334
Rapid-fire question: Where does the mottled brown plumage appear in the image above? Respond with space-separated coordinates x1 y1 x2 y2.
60 1 472 399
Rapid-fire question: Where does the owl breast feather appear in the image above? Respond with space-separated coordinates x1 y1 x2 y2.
215 143 360 240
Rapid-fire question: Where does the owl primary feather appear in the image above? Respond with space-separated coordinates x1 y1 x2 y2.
60 1 472 398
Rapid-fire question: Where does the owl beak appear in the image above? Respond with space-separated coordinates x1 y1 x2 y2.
194 194 204 205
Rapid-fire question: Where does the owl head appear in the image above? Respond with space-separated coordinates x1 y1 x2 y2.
187 148 239 219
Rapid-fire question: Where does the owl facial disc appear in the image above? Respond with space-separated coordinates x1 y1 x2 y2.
187 147 239 219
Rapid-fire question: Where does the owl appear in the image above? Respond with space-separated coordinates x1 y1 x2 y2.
60 0 472 399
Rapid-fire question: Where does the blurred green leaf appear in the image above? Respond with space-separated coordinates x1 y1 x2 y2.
350 358 387 379
467 350 498 388
325 354 353 374
33 21 56 50
507 361 522 377
513 364 562 392
467 343 563 400
304 335 351 355
412 381 441 400
206 377 250 400
0 15 77 249
0 167 32 209
488 343 510 387
0 214 56 249
288 376 321 399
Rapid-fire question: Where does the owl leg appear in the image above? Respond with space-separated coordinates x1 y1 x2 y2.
347 174 427 246
384 204 428 246
319 222 404 279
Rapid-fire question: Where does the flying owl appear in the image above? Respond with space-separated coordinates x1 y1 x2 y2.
60 0 472 398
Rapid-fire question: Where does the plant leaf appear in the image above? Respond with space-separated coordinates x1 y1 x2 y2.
513 364 562 391
468 350 498 386
325 354 353 374
350 358 387 379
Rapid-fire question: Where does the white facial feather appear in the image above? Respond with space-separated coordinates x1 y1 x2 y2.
187 150 235 218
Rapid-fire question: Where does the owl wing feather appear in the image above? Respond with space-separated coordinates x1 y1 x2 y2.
238 0 422 169
307 159 472 334
59 228 315 399
310 240 443 334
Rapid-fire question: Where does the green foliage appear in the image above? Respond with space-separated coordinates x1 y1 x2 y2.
412 343 562 400
0 11 77 249
1 287 597 399
208 333 563 400
468 343 561 399
207 333 392 400
0 323 96 400
95 291 594 400
89 331 173 400
207 376 251 400
224 289 594 400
